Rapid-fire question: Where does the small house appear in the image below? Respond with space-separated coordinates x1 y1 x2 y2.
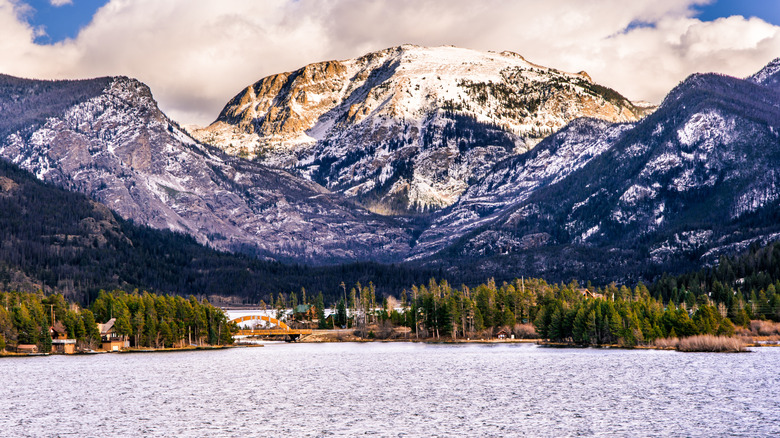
97 318 129 351
496 329 509 340
293 304 318 321
578 288 605 299
50 321 76 354
17 344 38 354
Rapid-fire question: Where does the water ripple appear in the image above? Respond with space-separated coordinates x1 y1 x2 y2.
1 344 779 437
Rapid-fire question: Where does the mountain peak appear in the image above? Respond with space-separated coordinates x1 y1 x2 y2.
192 45 647 212
748 57 780 89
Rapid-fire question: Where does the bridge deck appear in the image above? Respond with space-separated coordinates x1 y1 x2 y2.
236 329 312 336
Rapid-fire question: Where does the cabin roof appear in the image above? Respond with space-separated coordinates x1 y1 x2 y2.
51 321 67 334
99 318 116 335
295 304 314 313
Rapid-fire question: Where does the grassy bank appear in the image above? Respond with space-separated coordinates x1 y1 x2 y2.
653 335 747 352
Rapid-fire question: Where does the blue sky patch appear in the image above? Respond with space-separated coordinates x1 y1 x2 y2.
20 0 780 46
24 0 110 44
695 0 780 26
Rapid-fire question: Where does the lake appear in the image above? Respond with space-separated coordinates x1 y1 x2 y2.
2 343 779 437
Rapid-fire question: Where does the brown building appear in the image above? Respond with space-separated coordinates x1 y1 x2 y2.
98 318 129 351
17 344 38 354
50 321 76 354
293 304 319 327
578 288 605 299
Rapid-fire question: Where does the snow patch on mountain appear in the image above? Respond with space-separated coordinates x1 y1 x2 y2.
676 110 736 149
748 57 780 88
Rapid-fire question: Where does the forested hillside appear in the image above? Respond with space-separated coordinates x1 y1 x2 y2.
652 241 780 323
0 74 110 138
0 159 439 305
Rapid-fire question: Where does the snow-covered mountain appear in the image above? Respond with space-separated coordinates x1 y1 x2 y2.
425 58 780 282
0 75 412 263
191 45 648 212
2 55 779 284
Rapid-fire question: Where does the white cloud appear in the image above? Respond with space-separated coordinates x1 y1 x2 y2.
0 0 778 125
50 0 72 7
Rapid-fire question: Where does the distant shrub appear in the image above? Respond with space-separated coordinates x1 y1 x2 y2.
750 320 780 337
512 323 538 339
676 335 746 352
652 337 679 349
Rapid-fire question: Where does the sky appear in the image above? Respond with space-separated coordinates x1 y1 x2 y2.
1 0 779 126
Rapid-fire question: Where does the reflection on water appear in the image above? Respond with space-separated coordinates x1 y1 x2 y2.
2 343 779 437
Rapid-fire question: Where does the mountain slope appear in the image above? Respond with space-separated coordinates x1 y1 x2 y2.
411 117 635 258
192 45 648 212
0 159 437 303
0 75 413 263
430 66 780 282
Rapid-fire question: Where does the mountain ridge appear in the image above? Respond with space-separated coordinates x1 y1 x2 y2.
1 51 779 288
425 68 780 282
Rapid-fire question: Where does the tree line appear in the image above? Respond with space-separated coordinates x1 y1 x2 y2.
651 241 780 323
279 275 751 346
0 289 234 352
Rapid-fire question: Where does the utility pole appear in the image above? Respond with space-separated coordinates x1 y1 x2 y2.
341 282 347 328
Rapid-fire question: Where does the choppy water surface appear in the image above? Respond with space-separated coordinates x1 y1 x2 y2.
2 343 779 437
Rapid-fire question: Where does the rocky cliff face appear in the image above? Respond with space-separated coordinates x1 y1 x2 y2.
191 45 648 212
0 76 412 263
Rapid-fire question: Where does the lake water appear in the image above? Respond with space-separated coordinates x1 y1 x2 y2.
2 343 779 437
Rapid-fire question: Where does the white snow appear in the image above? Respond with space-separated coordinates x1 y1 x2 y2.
581 224 599 241
676 110 736 149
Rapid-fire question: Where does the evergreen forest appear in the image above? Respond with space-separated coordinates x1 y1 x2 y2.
0 289 235 352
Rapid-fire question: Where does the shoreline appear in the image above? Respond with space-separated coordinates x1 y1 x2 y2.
4 337 776 357
289 331 776 351
0 343 263 358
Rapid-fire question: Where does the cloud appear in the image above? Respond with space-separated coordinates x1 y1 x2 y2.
0 0 778 125
50 0 72 6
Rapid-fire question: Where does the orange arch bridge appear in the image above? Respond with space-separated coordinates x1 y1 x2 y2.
229 315 311 339
230 315 291 330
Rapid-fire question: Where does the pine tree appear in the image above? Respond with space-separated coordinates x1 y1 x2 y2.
40 326 52 353
81 310 100 349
